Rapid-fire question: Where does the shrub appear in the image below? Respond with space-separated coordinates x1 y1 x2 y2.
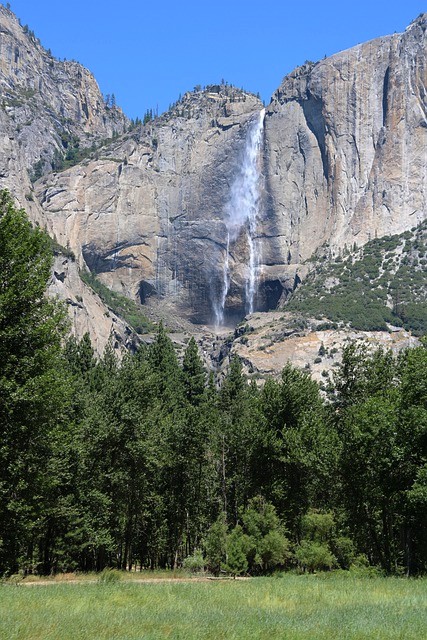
294 541 337 573
257 530 290 571
182 550 205 573
286 219 427 335
301 510 335 543
332 536 357 569
79 269 154 333
224 526 248 578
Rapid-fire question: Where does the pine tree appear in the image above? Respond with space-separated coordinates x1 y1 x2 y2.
0 191 69 575
182 337 206 405
205 513 227 575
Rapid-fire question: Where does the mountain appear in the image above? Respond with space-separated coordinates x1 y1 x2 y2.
266 15 426 258
0 6 426 359
0 6 127 190
0 5 137 351
36 86 264 324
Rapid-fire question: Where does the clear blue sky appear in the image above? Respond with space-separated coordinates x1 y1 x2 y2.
6 1 425 120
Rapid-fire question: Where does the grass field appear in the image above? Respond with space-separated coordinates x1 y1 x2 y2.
1 574 426 640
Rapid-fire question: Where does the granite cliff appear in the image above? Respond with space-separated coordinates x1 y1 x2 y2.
36 87 264 324
0 7 426 355
264 14 427 261
33 14 427 327
0 5 132 350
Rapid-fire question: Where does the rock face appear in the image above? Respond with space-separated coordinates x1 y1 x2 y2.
226 312 419 383
0 6 130 353
263 14 427 266
0 5 127 203
36 88 264 323
0 8 426 334
48 253 138 354
34 14 427 326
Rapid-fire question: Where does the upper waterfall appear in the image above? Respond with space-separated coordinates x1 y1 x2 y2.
214 108 266 326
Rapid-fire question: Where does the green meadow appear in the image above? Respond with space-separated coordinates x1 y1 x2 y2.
1 574 426 640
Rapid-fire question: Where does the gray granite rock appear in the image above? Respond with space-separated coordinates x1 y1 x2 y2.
1 7 426 341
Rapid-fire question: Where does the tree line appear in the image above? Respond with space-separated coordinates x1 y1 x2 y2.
0 191 426 577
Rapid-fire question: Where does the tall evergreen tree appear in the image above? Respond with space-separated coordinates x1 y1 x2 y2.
260 364 338 534
397 343 427 573
182 337 206 406
0 191 69 575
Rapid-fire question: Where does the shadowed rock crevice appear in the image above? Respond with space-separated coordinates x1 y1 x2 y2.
139 281 156 304
382 67 390 126
82 244 133 274
256 279 285 312
301 91 328 180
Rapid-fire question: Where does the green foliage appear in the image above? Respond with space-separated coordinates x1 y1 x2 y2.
287 220 427 335
296 510 349 572
0 202 426 578
301 510 335 543
330 341 427 574
332 536 357 570
257 530 290 571
182 337 206 405
49 235 76 260
30 158 44 182
328 342 396 408
182 550 205 573
205 514 227 576
64 333 96 377
295 540 337 572
231 497 291 574
241 496 283 540
224 526 248 577
0 191 70 575
260 365 339 529
143 109 154 124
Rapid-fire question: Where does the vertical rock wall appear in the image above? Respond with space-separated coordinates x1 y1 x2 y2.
0 7 426 328
263 15 427 268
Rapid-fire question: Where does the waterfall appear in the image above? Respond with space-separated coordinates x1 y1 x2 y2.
216 108 265 325
213 231 230 326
